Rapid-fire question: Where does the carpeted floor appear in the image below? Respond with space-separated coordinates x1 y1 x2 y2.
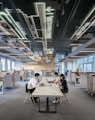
0 81 95 120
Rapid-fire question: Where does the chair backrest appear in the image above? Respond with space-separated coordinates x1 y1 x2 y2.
25 83 29 92
61 80 69 93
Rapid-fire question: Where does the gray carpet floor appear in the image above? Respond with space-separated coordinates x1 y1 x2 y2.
0 82 95 120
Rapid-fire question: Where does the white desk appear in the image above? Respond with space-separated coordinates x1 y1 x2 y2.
41 77 54 85
32 86 63 113
32 86 63 97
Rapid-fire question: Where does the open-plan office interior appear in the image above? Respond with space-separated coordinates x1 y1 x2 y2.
0 0 95 120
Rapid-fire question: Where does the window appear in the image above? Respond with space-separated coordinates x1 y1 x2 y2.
79 64 83 72
67 62 72 70
86 63 92 72
12 61 14 69
88 56 93 62
1 58 5 71
0 59 2 71
7 60 10 70
84 64 87 72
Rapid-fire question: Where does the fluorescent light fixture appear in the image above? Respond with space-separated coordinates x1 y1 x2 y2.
19 38 27 40
71 56 85 58
70 43 83 46
35 2 47 56
31 16 39 38
65 0 70 4
46 6 55 38
46 16 54 38
4 8 27 39
16 22 27 35
46 12 54 15
63 58 74 61
23 41 31 42
80 50 95 52
46 7 55 12
56 19 59 27
75 18 95 40
28 15 39 18
0 46 10 49
28 55 34 60
61 6 65 16
8 54 24 55
0 12 7 15
28 62 38 64
76 22 90 36
35 2 45 15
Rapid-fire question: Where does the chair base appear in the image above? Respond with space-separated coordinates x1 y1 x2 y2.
60 94 71 105
24 93 35 104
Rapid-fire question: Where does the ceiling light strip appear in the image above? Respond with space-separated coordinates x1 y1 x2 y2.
3 14 24 38
31 16 39 38
4 8 26 38
80 50 95 52
23 14 36 38
0 46 10 48
76 18 95 40
35 2 47 56
70 5 95 40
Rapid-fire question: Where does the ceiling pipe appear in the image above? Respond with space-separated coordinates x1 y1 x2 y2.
7 0 34 44
61 0 81 38
35 3 47 57
70 5 95 40
7 0 43 59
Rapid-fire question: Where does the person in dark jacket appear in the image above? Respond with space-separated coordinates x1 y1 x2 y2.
60 74 68 93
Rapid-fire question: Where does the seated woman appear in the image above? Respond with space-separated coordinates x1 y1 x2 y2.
60 74 68 93
53 74 68 104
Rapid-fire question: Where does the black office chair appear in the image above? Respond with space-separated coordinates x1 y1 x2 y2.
24 83 35 104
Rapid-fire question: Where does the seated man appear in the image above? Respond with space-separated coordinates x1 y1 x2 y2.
27 73 44 102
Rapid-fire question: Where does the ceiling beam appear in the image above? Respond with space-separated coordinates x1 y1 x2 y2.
61 0 81 38
7 0 44 59
64 37 95 59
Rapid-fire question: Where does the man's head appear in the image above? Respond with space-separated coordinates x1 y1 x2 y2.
35 73 40 79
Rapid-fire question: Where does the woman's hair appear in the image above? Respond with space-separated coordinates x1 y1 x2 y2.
60 74 65 80
54 72 58 75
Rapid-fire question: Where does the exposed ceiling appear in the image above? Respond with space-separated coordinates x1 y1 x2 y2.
0 0 95 64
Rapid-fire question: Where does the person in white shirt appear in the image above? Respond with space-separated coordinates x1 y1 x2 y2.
52 72 61 103
28 73 43 102
48 72 60 85
54 72 60 85
28 73 40 90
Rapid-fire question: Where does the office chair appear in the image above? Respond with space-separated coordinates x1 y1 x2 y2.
60 93 71 105
60 87 71 105
24 83 35 104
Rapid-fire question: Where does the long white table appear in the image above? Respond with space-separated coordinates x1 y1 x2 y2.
32 86 63 97
32 86 63 113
